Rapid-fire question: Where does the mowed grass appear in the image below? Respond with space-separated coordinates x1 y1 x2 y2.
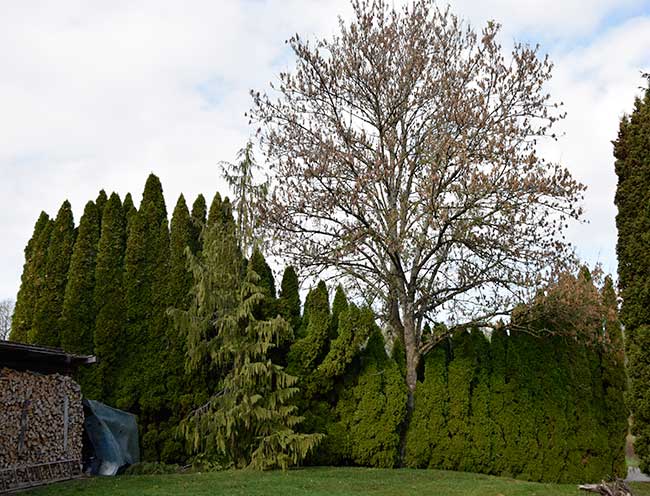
25 467 650 496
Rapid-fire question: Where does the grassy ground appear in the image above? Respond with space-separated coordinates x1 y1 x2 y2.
25 467 650 496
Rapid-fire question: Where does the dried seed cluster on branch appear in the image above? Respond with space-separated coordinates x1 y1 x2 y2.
250 0 585 403
0 368 83 469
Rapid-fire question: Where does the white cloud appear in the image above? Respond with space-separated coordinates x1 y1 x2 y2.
0 0 648 299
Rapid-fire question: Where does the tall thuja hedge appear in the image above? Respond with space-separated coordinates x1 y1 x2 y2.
60 201 101 396
124 174 172 461
601 276 628 477
11 212 51 342
94 193 127 403
288 281 331 379
32 201 75 347
60 201 100 354
614 83 650 472
403 326 626 482
189 194 207 255
95 190 108 227
278 266 301 333
404 343 449 469
155 194 195 463
332 327 408 468
119 174 169 446
287 281 332 437
249 248 277 319
123 193 137 227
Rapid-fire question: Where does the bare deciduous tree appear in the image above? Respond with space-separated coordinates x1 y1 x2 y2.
0 299 14 340
250 0 584 427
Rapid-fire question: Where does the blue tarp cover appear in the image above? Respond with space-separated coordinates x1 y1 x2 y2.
83 399 140 476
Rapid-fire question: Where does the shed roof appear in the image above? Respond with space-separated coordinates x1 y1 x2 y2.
0 340 96 375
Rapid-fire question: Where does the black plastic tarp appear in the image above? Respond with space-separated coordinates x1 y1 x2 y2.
83 399 140 476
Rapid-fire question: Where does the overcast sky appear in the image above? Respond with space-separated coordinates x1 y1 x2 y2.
1 0 649 301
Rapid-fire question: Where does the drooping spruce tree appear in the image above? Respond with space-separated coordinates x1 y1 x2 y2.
614 82 650 473
11 212 51 342
60 201 100 355
32 201 75 347
93 193 126 403
173 203 320 469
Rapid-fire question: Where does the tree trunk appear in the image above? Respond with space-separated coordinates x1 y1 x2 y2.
397 298 420 466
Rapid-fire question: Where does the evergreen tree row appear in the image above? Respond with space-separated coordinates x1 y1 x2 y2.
10 175 219 462
404 327 626 483
11 174 628 482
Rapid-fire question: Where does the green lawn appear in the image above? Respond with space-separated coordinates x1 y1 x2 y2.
25 467 650 496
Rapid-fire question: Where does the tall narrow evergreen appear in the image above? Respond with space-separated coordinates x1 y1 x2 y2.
466 330 494 474
169 195 193 308
206 192 223 228
614 83 650 472
330 285 348 340
249 247 276 319
288 281 330 378
445 331 475 471
404 344 449 468
140 219 171 461
32 201 75 347
60 201 100 355
94 193 126 403
333 329 408 467
190 194 207 254
60 201 101 397
122 192 137 232
95 190 108 227
11 212 50 342
278 266 301 333
152 194 196 462
120 174 168 414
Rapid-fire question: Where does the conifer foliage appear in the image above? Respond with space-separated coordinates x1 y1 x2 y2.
403 272 628 482
60 201 100 355
173 209 321 469
614 82 650 473
32 201 75 346
10 212 51 342
93 193 127 402
9 174 628 482
60 201 101 396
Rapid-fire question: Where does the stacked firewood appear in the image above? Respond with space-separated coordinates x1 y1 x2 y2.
0 368 83 469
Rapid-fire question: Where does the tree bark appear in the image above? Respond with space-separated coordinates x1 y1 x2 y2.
397 296 420 466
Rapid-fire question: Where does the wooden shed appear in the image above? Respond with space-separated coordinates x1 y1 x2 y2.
0 341 95 493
